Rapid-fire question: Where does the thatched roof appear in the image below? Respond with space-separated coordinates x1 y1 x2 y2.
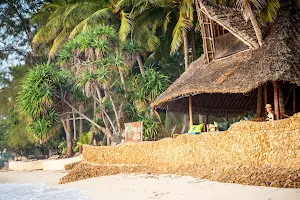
152 1 300 109
196 0 259 49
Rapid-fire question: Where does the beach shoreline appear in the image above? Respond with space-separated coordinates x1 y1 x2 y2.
1 170 300 200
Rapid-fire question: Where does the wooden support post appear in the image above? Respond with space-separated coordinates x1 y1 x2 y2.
293 84 296 114
189 96 193 127
264 84 268 117
256 86 262 118
272 81 280 120
264 84 268 106
226 111 228 122
206 112 209 132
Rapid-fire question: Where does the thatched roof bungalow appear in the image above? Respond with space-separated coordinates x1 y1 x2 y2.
152 0 300 129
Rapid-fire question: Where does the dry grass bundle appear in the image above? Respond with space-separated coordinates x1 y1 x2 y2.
64 161 82 171
61 114 300 187
60 162 300 188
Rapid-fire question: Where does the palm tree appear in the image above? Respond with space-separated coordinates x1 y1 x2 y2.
31 0 113 58
116 0 195 69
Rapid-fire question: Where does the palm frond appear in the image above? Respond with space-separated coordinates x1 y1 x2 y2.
32 7 65 45
49 28 70 58
119 11 133 41
260 0 280 22
170 11 192 54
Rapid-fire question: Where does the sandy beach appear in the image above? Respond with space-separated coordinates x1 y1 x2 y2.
1 171 300 200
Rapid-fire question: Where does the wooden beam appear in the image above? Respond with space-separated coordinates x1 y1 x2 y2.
264 84 268 117
293 84 296 114
226 111 228 122
172 103 246 113
264 83 268 106
189 96 193 127
256 86 262 118
272 81 280 120
206 112 209 125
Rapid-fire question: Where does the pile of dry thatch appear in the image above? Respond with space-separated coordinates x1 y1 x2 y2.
60 114 300 188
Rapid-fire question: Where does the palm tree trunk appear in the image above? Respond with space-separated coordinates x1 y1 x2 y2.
183 31 189 70
62 115 73 158
188 29 196 61
249 9 263 46
136 54 145 75
118 68 127 92
183 31 193 127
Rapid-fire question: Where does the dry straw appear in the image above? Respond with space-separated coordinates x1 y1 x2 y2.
60 114 300 188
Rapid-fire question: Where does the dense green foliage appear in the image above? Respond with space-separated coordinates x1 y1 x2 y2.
0 0 285 158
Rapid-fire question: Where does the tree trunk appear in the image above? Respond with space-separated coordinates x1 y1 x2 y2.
278 84 286 118
256 86 262 118
189 29 196 61
102 112 112 146
92 93 118 136
118 68 127 92
264 84 268 117
62 115 73 158
183 31 193 127
108 93 121 133
89 132 94 145
249 10 263 47
59 96 108 134
183 31 189 70
73 111 76 140
79 103 84 136
272 81 280 120
136 54 145 75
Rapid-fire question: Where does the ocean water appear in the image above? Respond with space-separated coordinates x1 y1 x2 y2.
0 184 86 200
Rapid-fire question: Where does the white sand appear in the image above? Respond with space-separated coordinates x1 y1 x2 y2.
1 171 300 200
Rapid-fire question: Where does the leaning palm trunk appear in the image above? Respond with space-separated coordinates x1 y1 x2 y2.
237 0 263 47
249 11 263 46
188 29 197 61
136 53 145 75
183 31 189 70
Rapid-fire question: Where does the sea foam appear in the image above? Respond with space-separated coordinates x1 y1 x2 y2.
0 183 86 200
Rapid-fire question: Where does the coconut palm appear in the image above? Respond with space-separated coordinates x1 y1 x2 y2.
31 0 113 58
115 0 195 70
